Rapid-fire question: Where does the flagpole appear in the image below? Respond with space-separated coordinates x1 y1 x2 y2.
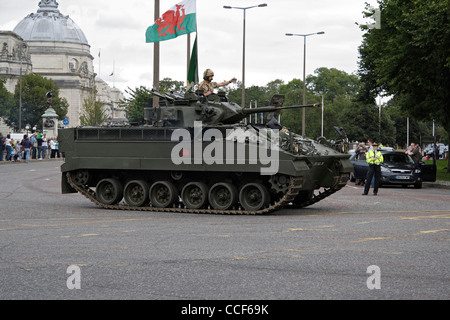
321 95 324 137
148 0 197 89
98 48 101 79
153 0 160 107
187 33 191 85
113 60 115 88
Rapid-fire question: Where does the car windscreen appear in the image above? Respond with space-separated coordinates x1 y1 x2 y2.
382 153 414 164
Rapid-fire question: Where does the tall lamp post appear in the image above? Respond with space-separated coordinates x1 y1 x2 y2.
224 3 267 109
286 31 325 136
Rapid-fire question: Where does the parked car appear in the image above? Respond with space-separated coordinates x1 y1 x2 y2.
350 149 436 188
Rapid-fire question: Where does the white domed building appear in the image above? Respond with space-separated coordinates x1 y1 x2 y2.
1 0 124 129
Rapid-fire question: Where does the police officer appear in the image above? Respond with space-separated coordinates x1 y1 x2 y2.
362 142 384 195
199 69 237 97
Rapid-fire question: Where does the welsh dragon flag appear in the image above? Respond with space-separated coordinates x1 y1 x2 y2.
146 0 196 43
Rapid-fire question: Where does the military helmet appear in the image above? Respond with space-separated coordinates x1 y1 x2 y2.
203 69 214 80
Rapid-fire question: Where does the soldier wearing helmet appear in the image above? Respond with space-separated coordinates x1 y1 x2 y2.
199 69 237 97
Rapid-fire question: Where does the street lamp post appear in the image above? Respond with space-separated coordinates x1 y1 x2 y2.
224 3 267 109
286 32 325 136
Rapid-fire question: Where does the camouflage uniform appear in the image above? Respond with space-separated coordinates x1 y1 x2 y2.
199 69 217 94
198 69 236 95
198 80 219 94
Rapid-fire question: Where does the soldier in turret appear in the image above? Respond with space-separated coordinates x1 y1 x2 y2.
199 69 237 97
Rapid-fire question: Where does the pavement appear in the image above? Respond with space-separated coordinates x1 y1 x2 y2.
0 157 63 165
424 180 450 190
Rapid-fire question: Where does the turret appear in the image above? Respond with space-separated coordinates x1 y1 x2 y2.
144 89 321 127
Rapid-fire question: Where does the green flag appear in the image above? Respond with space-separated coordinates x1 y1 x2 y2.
146 0 197 43
187 35 198 85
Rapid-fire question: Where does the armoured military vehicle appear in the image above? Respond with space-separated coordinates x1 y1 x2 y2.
59 89 353 215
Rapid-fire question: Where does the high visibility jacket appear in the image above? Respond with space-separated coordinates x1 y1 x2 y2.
366 149 383 165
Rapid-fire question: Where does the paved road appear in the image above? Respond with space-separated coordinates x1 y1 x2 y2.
0 160 449 302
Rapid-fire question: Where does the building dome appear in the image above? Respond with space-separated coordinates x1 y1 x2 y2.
13 0 88 45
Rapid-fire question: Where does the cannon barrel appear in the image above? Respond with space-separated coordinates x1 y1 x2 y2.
144 89 322 127
148 89 175 102
241 103 321 115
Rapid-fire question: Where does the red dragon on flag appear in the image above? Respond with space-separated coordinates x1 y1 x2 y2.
156 4 186 37
146 0 196 43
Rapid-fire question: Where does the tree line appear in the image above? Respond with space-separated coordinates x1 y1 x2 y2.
122 67 445 149
3 66 444 150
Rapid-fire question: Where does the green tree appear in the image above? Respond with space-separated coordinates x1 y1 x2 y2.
4 73 68 130
160 77 185 92
79 89 108 126
121 86 153 124
307 67 360 102
306 68 362 139
121 78 187 124
0 78 14 120
338 102 377 142
358 0 450 170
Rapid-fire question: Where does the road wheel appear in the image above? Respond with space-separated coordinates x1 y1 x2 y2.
71 169 90 186
181 182 208 209
239 183 270 211
149 181 178 208
124 180 149 207
96 178 123 205
209 182 238 210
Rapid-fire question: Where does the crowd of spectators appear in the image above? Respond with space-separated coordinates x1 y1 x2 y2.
0 132 62 163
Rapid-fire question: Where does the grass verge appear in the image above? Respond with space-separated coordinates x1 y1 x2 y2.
424 159 450 181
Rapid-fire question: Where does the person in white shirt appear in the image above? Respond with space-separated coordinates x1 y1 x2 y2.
50 138 56 158
5 134 12 161
41 134 48 159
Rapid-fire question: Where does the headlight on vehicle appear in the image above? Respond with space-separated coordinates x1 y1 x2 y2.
381 166 390 173
414 169 421 173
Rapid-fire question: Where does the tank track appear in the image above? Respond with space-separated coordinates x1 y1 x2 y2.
66 172 348 215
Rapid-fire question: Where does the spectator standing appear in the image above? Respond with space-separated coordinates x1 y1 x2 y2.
367 139 373 151
55 138 60 158
405 142 422 164
50 137 56 158
41 134 48 159
0 132 4 161
5 134 12 161
37 131 43 160
355 142 367 155
30 133 37 159
434 141 440 160
21 135 33 163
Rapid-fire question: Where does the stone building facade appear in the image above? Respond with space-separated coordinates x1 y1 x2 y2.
0 0 124 131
